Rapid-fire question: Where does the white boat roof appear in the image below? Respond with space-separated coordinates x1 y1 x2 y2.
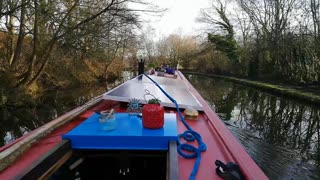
103 74 203 111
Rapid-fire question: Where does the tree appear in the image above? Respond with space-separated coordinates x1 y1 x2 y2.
153 34 198 68
0 0 159 88
198 0 239 70
139 25 156 63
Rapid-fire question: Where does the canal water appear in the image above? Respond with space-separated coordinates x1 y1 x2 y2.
0 71 135 147
186 74 320 179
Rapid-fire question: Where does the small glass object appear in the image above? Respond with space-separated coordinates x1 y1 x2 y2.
99 109 116 131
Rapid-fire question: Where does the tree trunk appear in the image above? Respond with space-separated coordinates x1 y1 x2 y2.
18 0 39 87
6 14 15 65
248 40 260 78
10 0 27 71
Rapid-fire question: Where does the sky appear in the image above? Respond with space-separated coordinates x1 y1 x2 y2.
143 0 210 38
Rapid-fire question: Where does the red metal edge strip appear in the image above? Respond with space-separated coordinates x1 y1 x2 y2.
0 133 33 153
0 100 117 179
0 107 83 153
178 71 268 180
0 95 103 153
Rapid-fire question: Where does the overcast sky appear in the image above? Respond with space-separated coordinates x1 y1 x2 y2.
143 0 210 38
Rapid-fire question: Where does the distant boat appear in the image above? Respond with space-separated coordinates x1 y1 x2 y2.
0 71 267 180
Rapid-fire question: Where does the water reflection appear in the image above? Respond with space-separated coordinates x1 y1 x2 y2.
0 86 106 146
0 71 135 147
187 74 320 179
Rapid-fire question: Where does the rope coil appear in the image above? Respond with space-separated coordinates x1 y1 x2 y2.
143 74 206 180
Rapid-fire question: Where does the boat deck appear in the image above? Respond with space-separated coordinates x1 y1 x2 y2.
0 71 267 179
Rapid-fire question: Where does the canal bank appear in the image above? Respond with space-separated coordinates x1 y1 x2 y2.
182 71 320 105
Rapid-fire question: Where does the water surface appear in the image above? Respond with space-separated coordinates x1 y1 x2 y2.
187 74 320 179
0 71 135 147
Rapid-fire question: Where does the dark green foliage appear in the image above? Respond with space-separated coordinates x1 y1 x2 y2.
208 33 239 63
147 98 161 104
195 0 320 85
199 0 240 73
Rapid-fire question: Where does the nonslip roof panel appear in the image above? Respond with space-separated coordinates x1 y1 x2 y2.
103 75 203 111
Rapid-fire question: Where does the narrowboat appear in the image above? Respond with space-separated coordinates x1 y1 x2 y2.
0 71 267 180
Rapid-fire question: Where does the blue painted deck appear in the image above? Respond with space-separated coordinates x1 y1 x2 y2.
62 113 178 150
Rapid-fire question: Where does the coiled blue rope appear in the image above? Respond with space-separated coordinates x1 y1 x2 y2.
144 74 207 180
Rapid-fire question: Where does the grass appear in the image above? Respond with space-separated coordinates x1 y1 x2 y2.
183 71 320 105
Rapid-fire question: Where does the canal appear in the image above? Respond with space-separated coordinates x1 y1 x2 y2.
186 74 320 179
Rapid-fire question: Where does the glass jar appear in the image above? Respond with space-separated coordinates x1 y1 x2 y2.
99 111 116 131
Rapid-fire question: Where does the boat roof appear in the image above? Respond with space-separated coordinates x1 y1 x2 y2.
103 74 203 111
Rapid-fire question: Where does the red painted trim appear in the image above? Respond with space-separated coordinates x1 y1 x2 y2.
0 98 113 153
178 71 268 179
0 133 32 153
0 100 116 179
